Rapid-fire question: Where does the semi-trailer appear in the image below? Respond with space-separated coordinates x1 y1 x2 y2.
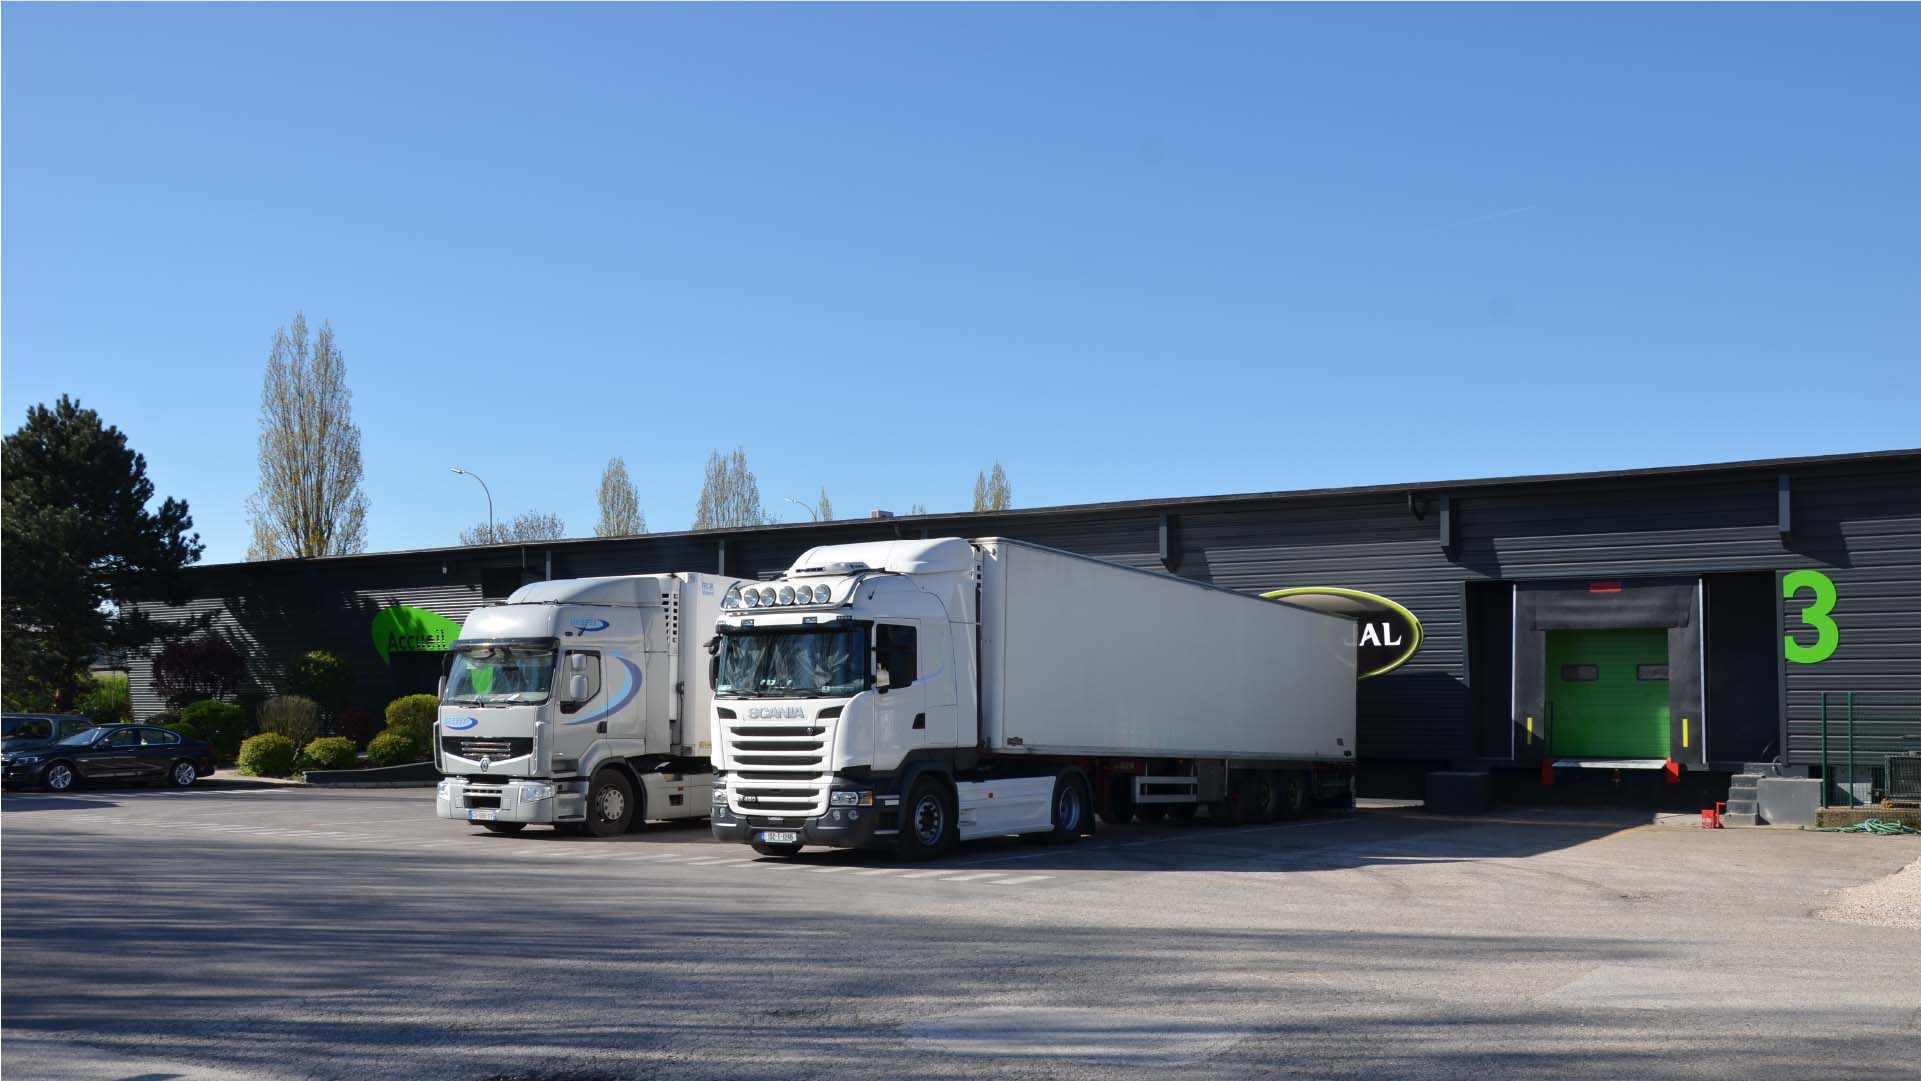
434 572 744 835
709 538 1357 858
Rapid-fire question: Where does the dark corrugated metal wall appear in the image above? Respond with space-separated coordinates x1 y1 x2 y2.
131 458 1921 774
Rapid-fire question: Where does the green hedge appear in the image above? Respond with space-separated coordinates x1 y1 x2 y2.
300 736 359 771
258 694 322 747
384 694 438 741
180 700 246 762
365 727 424 768
236 732 298 777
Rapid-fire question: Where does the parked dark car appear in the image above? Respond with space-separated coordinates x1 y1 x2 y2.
2 712 96 752
2 724 215 791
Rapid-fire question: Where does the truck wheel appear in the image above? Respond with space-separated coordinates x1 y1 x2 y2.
1101 775 1135 825
482 822 526 834
1248 773 1281 824
585 770 636 837
751 840 803 858
1025 772 1089 845
1279 771 1311 819
897 776 955 861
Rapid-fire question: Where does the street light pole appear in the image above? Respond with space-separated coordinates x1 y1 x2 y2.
450 467 494 542
784 497 819 522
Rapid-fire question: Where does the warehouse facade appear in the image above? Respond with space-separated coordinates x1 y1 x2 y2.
132 449 1921 797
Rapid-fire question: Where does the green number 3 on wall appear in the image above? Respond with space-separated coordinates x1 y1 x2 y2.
1783 569 1838 664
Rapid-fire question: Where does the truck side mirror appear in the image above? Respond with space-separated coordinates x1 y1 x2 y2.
570 654 587 673
436 676 447 699
873 654 892 694
568 673 589 702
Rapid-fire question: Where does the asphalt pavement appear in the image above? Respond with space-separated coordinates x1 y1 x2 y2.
4 783 1918 1081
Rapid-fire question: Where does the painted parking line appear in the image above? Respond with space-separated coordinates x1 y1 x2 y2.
854 868 905 876
933 872 1007 883
985 874 1054 886
896 869 955 879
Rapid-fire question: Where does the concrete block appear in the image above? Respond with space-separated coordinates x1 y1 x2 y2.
1425 770 1491 814
1757 777 1822 826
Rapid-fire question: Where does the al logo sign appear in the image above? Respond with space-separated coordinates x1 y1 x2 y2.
1260 587 1423 679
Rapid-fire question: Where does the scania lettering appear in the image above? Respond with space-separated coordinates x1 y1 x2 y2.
709 538 1357 859
434 573 744 836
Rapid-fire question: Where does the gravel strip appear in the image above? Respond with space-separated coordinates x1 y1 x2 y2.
1817 857 1921 929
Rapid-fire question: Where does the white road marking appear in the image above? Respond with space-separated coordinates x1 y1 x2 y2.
896 869 955 879
985 875 1054 886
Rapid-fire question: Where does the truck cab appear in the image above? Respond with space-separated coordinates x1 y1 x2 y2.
434 573 739 836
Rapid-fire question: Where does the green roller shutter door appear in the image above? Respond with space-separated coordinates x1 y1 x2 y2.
1545 628 1670 758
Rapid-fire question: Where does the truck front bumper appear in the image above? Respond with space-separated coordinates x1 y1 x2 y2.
436 776 588 825
710 786 891 849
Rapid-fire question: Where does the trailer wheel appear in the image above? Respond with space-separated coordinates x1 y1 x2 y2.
1249 773 1282 824
897 776 956 861
1101 775 1135 825
1025 772 1090 845
1279 771 1311 820
585 769 636 837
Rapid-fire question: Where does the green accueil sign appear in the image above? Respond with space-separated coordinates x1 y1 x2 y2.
370 605 462 665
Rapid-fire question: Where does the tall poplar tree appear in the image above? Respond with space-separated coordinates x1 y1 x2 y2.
245 312 369 559
972 461 1012 512
595 456 646 537
692 448 768 529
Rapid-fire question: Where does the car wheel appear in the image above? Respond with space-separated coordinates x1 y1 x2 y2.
44 761 77 792
897 776 956 861
1025 772 1090 845
482 822 527 834
585 769 636 838
168 760 199 788
750 840 804 858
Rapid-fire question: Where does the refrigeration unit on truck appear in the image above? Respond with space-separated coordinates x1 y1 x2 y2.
709 538 1357 859
434 572 744 836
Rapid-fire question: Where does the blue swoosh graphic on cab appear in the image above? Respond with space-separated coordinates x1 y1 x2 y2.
562 654 642 726
444 716 479 731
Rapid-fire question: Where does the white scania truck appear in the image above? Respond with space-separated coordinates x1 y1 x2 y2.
434 573 743 836
709 538 1357 858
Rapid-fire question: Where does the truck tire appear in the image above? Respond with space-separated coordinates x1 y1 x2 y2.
1279 771 1311 820
1101 775 1135 825
1248 773 1282 824
1024 772 1090 845
897 776 956 861
585 769 636 838
482 822 526 834
751 840 803 858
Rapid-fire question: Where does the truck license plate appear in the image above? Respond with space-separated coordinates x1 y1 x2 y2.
758 830 799 844
468 809 498 822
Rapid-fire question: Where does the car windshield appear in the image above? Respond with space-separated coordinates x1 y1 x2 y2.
442 645 557 705
56 727 106 746
716 627 866 698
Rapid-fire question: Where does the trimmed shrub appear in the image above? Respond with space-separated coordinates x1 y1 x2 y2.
300 736 359 771
77 674 132 725
365 727 424 768
180 700 246 762
236 732 298 777
161 721 200 741
334 708 379 745
258 695 322 747
384 694 438 742
289 650 354 714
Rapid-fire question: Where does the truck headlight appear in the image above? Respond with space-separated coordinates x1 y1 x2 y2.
436 780 452 798
711 787 727 804
829 790 873 807
517 782 555 802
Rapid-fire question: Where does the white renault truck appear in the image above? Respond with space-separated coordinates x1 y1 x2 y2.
709 538 1357 858
434 573 743 836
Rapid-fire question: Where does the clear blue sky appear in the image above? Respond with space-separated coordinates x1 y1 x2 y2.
5 5 1917 565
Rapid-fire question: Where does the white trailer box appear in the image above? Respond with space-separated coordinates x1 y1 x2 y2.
978 538 1355 760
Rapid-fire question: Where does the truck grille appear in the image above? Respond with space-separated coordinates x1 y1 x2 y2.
442 736 533 761
722 713 829 816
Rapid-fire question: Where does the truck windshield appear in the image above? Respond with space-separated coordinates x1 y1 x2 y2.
716 627 865 698
443 646 556 705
